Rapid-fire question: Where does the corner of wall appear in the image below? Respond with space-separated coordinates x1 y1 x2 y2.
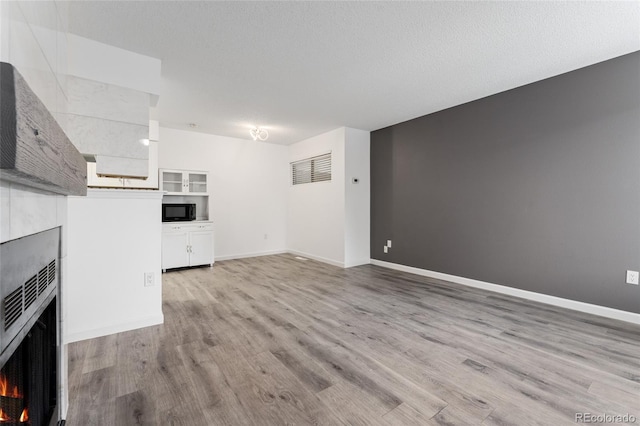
344 128 371 268
286 127 371 269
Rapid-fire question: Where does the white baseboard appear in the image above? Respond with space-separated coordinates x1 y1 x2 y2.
287 250 345 268
215 249 287 262
64 314 164 343
286 252 370 269
344 258 371 268
371 259 640 326
215 249 369 269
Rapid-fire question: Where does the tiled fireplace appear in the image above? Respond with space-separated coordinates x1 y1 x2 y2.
0 180 69 426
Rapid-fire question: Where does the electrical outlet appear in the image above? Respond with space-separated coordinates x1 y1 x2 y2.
144 272 155 287
626 270 639 285
383 246 388 254
387 240 392 248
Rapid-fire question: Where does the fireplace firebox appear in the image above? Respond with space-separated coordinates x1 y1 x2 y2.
0 300 56 425
0 228 61 426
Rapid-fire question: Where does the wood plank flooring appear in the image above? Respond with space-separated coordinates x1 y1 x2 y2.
66 254 640 425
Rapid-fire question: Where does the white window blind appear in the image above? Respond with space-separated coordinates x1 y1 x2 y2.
291 153 331 185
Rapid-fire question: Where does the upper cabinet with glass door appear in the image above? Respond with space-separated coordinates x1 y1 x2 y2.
160 169 208 195
187 172 208 194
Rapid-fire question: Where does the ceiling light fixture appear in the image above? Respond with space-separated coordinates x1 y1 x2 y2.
250 127 269 141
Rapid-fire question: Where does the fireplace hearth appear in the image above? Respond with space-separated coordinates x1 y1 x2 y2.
0 228 61 426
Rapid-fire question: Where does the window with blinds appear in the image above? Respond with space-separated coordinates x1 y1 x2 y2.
291 153 332 185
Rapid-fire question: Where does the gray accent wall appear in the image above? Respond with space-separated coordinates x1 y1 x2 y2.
371 51 640 314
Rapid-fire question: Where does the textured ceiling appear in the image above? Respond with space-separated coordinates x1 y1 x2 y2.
66 1 640 145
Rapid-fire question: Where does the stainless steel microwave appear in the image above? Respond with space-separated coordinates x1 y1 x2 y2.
162 203 196 222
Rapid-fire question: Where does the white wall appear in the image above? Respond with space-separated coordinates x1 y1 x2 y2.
287 128 346 266
0 1 68 125
67 33 161 98
0 0 69 244
66 190 163 342
158 127 288 260
64 34 162 177
344 128 371 267
0 0 71 256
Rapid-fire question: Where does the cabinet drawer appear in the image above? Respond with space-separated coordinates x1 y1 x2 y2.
162 222 212 233
191 223 213 231
162 223 188 233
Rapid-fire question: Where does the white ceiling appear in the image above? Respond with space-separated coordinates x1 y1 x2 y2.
66 1 640 145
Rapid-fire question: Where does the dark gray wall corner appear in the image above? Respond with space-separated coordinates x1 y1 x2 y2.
371 51 640 314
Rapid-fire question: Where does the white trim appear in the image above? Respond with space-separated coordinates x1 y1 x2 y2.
287 250 344 268
290 150 332 165
370 259 640 326
70 188 164 200
215 250 287 261
64 314 164 343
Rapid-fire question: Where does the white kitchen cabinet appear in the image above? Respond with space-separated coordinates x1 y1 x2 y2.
188 230 215 267
162 222 214 271
161 231 190 270
160 169 208 195
87 140 159 189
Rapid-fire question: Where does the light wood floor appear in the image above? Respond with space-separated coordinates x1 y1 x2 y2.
66 254 640 425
